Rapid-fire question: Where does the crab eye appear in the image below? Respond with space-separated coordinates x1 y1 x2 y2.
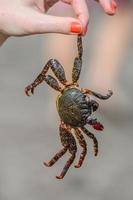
91 100 99 112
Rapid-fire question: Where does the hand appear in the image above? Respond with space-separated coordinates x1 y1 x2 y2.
0 0 117 43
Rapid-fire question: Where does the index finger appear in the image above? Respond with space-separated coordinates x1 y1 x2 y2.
71 0 89 35
72 0 89 32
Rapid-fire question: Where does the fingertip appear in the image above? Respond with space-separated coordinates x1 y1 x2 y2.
105 9 116 16
99 0 117 16
70 22 83 34
71 0 89 35
112 0 117 9
106 3 117 15
83 22 89 35
77 15 89 36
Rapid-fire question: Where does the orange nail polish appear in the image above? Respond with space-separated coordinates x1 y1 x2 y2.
71 22 82 34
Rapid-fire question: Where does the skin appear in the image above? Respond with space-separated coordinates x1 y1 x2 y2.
0 0 117 45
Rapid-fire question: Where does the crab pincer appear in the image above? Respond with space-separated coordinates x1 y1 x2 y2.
25 85 34 96
92 122 104 131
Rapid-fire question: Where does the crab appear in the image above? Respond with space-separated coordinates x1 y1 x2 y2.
25 35 113 179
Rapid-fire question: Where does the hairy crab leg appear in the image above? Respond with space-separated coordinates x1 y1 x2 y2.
43 122 70 168
44 147 67 167
81 126 98 156
56 153 76 179
77 35 83 59
81 88 113 100
25 58 68 95
46 59 67 85
44 122 77 179
72 35 83 84
56 122 77 179
25 74 62 95
74 128 87 168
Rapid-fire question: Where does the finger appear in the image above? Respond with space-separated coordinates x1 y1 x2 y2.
96 0 117 15
23 9 83 35
71 0 89 35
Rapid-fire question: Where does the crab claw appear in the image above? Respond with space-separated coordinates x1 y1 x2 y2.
56 175 63 180
43 162 50 167
92 122 104 131
74 164 81 168
25 87 30 96
31 87 34 95
107 90 113 99
25 85 34 96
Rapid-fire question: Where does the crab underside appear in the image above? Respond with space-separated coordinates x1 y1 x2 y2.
25 35 113 179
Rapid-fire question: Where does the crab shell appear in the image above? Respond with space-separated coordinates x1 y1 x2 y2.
56 87 91 127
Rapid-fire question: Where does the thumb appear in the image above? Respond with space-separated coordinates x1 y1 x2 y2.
26 11 83 35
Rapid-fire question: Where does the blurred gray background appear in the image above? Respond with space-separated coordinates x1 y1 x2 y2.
0 1 133 200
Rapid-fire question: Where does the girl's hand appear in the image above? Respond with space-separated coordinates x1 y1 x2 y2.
0 0 117 44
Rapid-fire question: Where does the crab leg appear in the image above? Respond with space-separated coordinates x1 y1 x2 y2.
47 59 67 85
25 74 62 95
44 122 77 179
77 35 83 59
72 35 83 84
81 126 98 156
74 128 87 168
56 122 77 179
81 88 113 100
43 122 69 167
56 153 76 179
25 58 68 95
44 147 67 167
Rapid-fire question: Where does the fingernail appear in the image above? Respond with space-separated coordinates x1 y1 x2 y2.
111 1 117 12
70 22 82 34
112 0 117 8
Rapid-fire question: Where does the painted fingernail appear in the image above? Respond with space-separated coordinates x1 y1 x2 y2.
70 22 82 34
